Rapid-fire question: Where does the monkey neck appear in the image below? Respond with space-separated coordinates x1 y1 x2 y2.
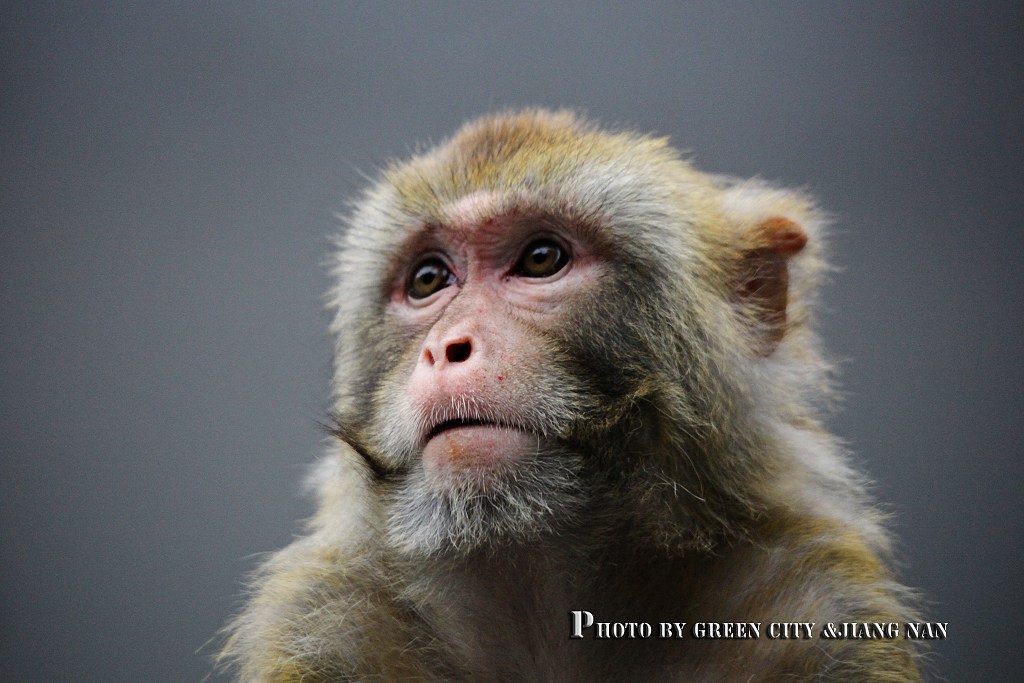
393 524 700 677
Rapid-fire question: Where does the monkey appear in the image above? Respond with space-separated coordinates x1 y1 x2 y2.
217 110 923 681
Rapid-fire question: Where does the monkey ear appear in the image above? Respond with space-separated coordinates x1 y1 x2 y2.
735 216 808 356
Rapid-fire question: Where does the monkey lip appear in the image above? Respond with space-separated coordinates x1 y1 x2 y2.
421 420 535 473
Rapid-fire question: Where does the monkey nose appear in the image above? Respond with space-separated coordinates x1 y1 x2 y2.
423 337 474 367
445 340 472 363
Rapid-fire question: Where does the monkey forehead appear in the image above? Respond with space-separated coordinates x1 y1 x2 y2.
443 190 500 227
378 110 712 230
434 191 510 247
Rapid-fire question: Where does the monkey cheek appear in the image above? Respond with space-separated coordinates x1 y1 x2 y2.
421 426 537 482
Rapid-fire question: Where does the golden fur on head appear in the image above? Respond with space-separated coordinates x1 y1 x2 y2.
218 110 922 682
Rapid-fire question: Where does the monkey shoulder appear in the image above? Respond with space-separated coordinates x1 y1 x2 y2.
219 536 461 682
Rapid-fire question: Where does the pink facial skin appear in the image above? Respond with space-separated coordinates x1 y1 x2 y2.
391 191 600 482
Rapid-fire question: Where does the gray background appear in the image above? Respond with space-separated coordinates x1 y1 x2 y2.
2 2 1020 681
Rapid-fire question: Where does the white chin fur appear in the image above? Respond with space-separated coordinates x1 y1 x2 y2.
386 449 587 555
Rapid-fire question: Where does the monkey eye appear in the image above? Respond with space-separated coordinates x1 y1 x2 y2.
515 239 569 278
408 257 455 300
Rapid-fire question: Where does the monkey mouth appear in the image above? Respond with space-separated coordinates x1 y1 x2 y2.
426 417 499 440
421 417 537 473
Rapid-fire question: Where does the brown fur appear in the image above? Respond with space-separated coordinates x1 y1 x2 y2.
218 110 922 681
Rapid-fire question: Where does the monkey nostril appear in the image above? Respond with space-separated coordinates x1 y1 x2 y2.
445 340 472 364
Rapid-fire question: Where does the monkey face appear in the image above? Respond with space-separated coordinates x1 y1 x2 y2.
332 187 667 552
368 191 618 553
398 193 604 478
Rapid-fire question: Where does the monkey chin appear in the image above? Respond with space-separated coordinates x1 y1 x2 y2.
421 424 536 487
389 432 587 555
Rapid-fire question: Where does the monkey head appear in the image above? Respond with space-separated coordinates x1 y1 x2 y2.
327 110 823 555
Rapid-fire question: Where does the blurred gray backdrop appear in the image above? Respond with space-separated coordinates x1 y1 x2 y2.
2 2 1021 681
